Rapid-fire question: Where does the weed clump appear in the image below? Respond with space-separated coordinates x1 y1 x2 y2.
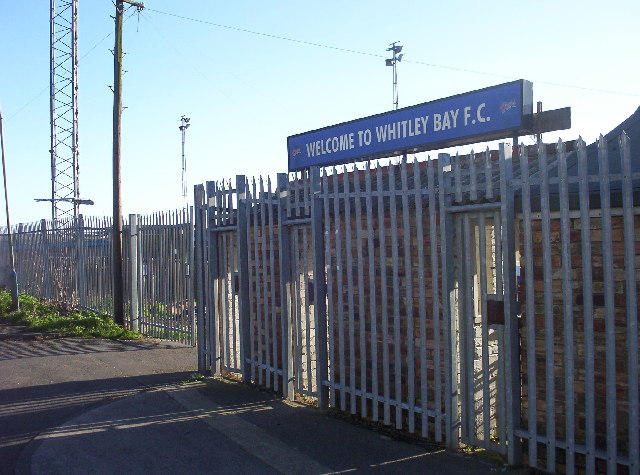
0 290 142 339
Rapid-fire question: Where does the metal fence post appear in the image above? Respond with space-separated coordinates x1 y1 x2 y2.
205 181 222 376
310 167 328 409
236 175 252 384
11 224 22 303
277 173 295 400
14 223 24 299
76 215 87 308
438 153 459 449
188 206 196 346
194 185 208 372
129 213 139 331
0 230 9 289
499 143 523 465
40 219 51 300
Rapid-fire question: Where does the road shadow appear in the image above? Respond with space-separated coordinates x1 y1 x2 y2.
15 385 281 475
0 372 194 475
0 337 188 362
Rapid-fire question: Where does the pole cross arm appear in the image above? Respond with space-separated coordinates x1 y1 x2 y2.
123 0 144 9
35 198 95 205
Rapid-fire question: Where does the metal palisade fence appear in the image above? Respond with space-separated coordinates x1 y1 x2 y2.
515 135 639 475
194 133 639 475
0 131 637 474
0 209 195 345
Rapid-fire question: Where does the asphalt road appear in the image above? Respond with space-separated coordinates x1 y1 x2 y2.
0 327 528 474
0 335 198 475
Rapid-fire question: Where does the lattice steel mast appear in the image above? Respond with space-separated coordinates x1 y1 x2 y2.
49 0 80 222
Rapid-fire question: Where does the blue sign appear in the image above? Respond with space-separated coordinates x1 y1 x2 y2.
287 80 533 171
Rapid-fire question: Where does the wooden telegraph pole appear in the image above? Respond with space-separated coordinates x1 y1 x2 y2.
112 0 143 325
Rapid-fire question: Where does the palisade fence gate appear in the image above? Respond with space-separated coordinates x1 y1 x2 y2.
194 132 639 475
0 210 195 345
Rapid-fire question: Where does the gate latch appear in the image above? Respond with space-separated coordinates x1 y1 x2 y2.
307 279 315 303
486 294 504 325
233 272 240 294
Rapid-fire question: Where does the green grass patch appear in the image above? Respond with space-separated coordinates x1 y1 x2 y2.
179 373 205 385
0 290 142 339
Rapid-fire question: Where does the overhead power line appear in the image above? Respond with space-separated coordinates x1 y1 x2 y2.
146 7 639 98
146 8 384 59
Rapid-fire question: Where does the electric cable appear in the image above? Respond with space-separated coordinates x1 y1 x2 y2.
146 7 639 98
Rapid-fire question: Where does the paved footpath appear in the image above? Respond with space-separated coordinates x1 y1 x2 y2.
0 324 529 474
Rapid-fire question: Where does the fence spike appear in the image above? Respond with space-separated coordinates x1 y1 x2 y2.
598 133 606 154
618 129 629 150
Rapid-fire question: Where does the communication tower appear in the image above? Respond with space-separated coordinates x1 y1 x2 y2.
49 0 80 222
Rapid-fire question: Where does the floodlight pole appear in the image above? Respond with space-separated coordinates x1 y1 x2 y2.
112 0 144 325
385 42 403 110
392 44 398 110
0 106 19 311
179 116 190 207
386 42 405 160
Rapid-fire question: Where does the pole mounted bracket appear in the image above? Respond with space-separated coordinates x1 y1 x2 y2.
123 0 145 10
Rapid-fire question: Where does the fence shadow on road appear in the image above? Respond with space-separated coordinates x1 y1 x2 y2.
0 372 196 475
0 337 189 362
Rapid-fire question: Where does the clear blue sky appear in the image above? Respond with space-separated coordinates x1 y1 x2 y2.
1 0 638 225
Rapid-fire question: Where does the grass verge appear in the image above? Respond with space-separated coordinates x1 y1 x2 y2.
0 290 142 339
